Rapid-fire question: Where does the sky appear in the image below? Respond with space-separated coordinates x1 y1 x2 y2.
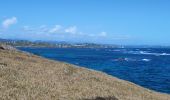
0 0 170 45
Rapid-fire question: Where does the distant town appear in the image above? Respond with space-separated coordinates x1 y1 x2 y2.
0 38 169 48
0 38 122 48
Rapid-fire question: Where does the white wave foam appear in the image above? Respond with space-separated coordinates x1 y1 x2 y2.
160 53 170 56
124 58 137 61
113 57 151 62
142 59 151 62
127 50 170 56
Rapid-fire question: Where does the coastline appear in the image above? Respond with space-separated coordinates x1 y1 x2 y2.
0 48 170 100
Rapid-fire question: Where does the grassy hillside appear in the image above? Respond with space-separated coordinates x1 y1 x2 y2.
0 48 169 100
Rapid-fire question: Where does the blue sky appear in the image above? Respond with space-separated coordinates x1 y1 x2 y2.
0 0 170 45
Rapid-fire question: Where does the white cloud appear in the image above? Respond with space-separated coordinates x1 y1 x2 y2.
99 32 107 37
2 17 17 29
65 26 77 34
23 26 30 31
49 25 62 33
39 25 46 29
22 25 79 35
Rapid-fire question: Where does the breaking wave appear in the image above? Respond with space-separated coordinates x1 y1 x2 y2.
127 51 170 56
113 57 151 62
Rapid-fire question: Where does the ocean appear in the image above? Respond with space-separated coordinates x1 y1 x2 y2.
18 47 170 94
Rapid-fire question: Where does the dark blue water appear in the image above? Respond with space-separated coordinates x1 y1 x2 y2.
18 47 170 94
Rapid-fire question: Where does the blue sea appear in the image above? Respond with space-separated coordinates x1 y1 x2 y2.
18 47 170 94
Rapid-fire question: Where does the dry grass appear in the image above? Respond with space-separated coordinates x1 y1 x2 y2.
0 49 169 100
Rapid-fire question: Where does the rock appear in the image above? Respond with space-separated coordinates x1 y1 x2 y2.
0 44 17 51
84 96 118 100
94 97 118 100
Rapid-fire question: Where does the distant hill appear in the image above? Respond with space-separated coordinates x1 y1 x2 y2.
1 38 169 48
0 38 121 48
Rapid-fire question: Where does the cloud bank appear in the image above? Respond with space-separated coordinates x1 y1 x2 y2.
21 25 109 38
65 26 77 34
